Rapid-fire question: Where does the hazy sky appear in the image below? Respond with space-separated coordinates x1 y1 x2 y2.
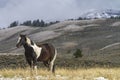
0 0 120 28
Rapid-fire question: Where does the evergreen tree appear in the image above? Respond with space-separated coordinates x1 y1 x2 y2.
48 21 60 26
40 20 45 27
36 19 41 27
77 17 83 20
73 49 83 58
32 20 37 27
110 16 114 19
8 19 60 28
9 21 18 28
21 20 32 26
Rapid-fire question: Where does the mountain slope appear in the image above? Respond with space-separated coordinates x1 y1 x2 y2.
0 19 120 65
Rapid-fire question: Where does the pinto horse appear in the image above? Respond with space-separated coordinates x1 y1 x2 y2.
16 34 57 73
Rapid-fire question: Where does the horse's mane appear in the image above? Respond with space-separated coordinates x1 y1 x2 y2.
37 43 51 47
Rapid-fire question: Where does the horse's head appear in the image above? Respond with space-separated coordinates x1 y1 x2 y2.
16 34 27 48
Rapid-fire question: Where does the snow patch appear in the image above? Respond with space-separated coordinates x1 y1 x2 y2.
81 9 120 19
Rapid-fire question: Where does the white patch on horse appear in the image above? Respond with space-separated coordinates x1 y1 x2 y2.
26 37 31 45
52 49 57 63
34 65 38 75
50 49 57 71
26 37 42 58
17 37 21 43
31 44 42 58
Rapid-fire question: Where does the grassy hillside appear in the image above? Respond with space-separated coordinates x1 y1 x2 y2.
0 19 120 67
0 18 120 79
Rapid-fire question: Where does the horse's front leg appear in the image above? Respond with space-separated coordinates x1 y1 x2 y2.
33 59 38 75
26 59 34 76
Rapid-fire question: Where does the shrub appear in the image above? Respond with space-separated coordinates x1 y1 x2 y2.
73 49 83 58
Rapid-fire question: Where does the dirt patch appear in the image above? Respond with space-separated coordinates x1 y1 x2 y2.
0 26 35 41
30 31 62 42
63 24 99 32
62 42 77 48
100 42 120 50
111 21 120 26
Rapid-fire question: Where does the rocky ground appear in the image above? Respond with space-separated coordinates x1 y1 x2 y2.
0 75 108 80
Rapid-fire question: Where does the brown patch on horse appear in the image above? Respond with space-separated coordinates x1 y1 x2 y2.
37 43 55 62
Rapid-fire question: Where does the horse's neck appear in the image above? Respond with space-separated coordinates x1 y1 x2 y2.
24 41 42 58
23 43 32 50
23 38 35 50
23 40 40 50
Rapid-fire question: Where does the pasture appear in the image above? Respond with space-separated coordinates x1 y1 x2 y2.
0 67 119 80
0 54 119 80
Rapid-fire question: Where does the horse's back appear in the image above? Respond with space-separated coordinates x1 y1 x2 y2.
37 43 55 61
38 43 55 53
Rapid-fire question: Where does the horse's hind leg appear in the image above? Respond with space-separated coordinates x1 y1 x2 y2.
43 61 50 71
50 61 55 73
50 49 57 73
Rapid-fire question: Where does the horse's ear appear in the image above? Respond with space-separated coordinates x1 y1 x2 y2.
24 34 27 37
19 34 26 37
19 34 22 37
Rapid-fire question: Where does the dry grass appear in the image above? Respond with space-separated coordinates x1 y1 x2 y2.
0 67 119 80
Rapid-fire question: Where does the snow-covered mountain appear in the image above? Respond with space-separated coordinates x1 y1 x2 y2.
81 9 120 19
